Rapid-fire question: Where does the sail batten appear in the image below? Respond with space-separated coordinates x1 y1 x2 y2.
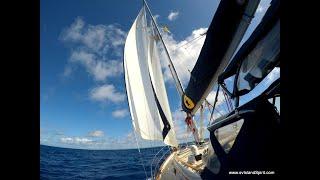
124 7 178 147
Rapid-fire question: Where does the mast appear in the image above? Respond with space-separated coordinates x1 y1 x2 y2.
142 0 201 144
143 0 184 97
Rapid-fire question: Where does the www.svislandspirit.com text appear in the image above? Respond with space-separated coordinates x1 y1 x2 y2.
229 171 275 175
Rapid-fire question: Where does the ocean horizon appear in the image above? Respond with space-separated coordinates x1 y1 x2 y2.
40 144 170 180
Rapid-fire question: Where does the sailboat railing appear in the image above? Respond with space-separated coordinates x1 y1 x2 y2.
151 147 171 179
150 145 167 178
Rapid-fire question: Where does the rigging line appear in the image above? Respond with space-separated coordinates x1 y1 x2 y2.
205 99 224 121
153 147 171 178
164 44 196 91
224 93 231 112
167 45 198 87
152 146 170 179
150 145 167 178
205 97 226 116
227 92 233 110
205 97 225 116
183 46 197 62
174 33 206 51
228 96 234 111
133 128 148 179
222 88 231 112
160 35 199 87
183 35 206 50
208 85 220 126
222 89 230 112
206 103 217 124
216 104 227 117
173 34 201 65
222 83 234 111
163 48 186 85
143 0 184 96
125 70 148 178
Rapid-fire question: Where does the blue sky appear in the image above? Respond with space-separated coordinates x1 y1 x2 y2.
40 0 277 150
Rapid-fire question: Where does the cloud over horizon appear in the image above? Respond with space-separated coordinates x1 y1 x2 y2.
60 137 93 145
88 130 105 137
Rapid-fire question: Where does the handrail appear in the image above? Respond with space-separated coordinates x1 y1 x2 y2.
150 146 167 179
152 148 172 179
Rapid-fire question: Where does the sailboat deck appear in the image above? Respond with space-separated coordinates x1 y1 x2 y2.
156 134 239 179
156 143 209 180
175 145 207 172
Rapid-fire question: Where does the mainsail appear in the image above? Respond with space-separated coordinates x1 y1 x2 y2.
124 7 178 147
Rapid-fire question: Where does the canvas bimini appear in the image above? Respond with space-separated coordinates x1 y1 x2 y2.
123 0 280 179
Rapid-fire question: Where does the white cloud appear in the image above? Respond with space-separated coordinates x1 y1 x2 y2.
206 90 225 106
168 11 179 21
61 17 126 53
70 50 122 81
60 137 93 145
112 109 128 118
61 17 85 43
60 137 73 143
89 84 125 103
172 109 185 121
62 22 106 52
53 131 164 150
206 90 231 119
60 17 125 82
88 130 104 137
82 25 106 51
75 137 93 144
160 28 207 86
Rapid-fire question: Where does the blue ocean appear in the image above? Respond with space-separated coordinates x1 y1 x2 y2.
40 145 170 180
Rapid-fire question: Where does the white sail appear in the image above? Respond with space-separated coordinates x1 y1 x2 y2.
124 7 178 147
147 22 178 147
